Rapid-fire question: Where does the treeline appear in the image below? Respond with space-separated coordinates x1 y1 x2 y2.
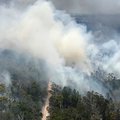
49 84 120 120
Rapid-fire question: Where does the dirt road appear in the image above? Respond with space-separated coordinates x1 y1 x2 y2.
42 82 52 120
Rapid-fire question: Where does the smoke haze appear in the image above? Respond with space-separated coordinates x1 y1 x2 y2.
2 0 120 15
51 0 120 15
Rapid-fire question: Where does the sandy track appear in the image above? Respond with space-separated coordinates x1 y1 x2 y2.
42 82 52 120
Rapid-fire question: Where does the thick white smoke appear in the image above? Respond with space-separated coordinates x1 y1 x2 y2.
0 0 91 69
0 0 120 95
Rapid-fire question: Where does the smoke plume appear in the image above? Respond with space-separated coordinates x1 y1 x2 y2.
0 0 120 97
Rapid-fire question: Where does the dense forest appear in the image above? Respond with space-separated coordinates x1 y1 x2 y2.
0 80 47 120
49 84 120 120
1 73 120 120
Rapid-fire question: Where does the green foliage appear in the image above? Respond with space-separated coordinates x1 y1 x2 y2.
49 85 120 120
0 79 48 120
